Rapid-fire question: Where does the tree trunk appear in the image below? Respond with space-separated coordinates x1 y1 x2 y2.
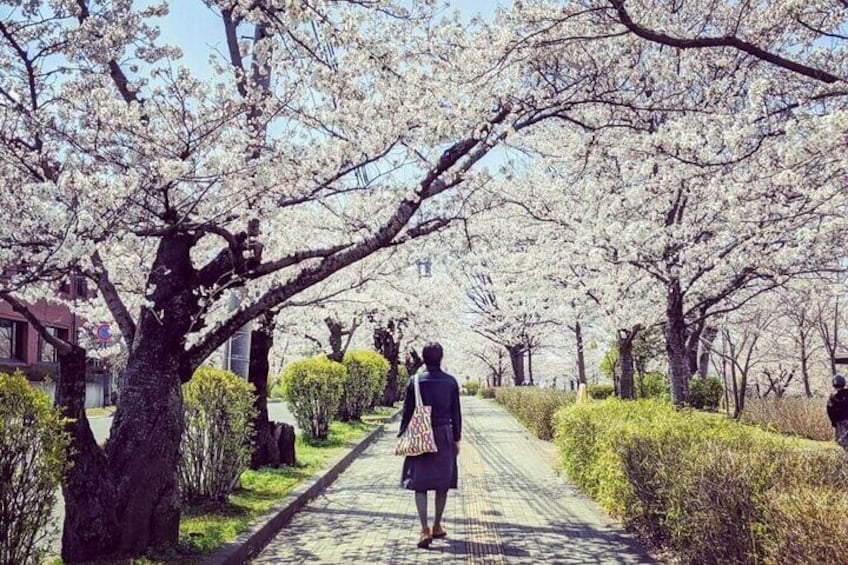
698 326 718 379
405 350 423 376
666 279 690 406
685 320 703 377
527 345 534 386
249 312 276 469
574 321 587 385
507 344 525 386
326 317 344 362
58 345 121 563
495 349 505 387
617 326 640 400
374 322 402 406
274 422 296 466
734 367 748 419
800 332 812 398
100 236 197 556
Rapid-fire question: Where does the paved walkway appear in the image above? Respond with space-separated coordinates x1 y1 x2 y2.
253 396 655 564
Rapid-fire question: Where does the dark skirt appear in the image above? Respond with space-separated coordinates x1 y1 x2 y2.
401 424 458 491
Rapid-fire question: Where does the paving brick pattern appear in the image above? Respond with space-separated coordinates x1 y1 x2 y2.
253 396 655 564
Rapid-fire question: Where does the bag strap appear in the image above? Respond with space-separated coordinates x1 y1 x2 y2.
414 371 423 408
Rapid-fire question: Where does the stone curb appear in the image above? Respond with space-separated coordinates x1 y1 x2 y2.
203 409 402 565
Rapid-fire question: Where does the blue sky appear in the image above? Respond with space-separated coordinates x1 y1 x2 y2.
155 1 505 74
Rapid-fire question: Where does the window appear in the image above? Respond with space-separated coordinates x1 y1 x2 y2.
39 327 69 364
0 319 26 361
417 259 433 278
74 276 88 299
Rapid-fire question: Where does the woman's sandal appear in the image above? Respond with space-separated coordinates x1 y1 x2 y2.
432 525 448 539
417 528 433 549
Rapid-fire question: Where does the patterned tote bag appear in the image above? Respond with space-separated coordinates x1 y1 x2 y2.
395 372 438 456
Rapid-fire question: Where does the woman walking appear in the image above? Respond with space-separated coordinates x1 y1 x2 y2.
398 342 462 548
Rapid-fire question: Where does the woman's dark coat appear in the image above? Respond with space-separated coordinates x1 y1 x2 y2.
398 367 462 491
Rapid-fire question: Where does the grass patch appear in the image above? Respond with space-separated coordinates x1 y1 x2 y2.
84 406 116 418
172 413 388 562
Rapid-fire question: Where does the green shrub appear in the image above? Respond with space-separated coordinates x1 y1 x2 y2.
636 372 669 400
759 486 848 565
587 383 615 400
338 351 389 421
396 365 409 401
689 376 723 410
741 397 832 441
280 356 346 440
554 399 848 564
478 386 496 399
0 371 69 565
179 367 256 504
462 380 481 396
495 387 574 440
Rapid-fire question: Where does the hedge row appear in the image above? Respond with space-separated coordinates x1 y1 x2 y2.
554 399 848 564
493 387 574 440
278 351 390 441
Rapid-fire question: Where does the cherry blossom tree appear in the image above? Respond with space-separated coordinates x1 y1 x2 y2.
0 2 528 558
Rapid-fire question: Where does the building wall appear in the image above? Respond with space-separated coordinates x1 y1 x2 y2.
0 276 110 407
0 296 80 367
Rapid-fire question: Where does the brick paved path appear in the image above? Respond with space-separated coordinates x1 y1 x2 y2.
253 396 655 564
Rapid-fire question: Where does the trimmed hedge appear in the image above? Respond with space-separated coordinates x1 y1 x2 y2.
0 371 69 565
554 399 848 564
689 376 723 410
180 367 256 504
462 380 481 396
279 356 346 440
478 386 496 399
338 351 389 421
587 383 615 399
494 387 574 440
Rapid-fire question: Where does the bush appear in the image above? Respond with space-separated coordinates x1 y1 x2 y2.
741 397 833 441
759 486 848 564
495 387 574 440
689 376 723 410
587 383 615 400
396 365 409 401
478 386 496 399
0 371 69 565
338 351 389 421
179 367 256 504
462 380 481 396
636 372 669 400
554 399 848 564
280 356 346 440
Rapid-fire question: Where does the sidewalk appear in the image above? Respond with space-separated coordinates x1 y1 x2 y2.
252 396 655 564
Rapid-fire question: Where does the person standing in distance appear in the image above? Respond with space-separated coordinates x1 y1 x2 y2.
398 342 462 548
827 374 848 451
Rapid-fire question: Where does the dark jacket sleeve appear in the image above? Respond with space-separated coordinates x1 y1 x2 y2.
398 378 415 437
828 396 838 427
451 380 462 442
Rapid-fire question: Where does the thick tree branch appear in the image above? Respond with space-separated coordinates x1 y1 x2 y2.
76 0 143 104
608 0 843 84
183 107 513 373
87 251 136 347
0 292 72 354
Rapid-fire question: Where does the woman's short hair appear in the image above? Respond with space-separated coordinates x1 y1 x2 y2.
422 342 443 367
